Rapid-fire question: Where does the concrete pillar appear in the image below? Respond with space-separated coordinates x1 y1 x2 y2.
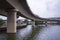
45 21 47 26
32 20 35 27
7 9 18 33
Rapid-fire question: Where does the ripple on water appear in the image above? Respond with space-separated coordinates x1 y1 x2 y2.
34 25 60 40
17 25 32 40
0 33 7 40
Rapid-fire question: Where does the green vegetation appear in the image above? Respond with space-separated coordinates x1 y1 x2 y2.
24 19 30 25
0 19 5 25
35 21 44 25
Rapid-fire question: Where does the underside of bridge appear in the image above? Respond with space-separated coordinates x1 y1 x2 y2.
0 0 48 33
6 0 46 21
0 0 59 33
0 0 41 33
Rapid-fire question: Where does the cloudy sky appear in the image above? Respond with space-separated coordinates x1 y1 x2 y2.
0 0 60 20
27 0 60 18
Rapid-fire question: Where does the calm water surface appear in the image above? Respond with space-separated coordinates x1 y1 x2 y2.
0 24 60 40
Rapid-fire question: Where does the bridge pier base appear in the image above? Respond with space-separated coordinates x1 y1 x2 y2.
32 20 35 27
7 9 17 33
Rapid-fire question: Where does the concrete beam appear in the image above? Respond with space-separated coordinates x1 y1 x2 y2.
0 10 19 18
6 0 40 20
7 9 17 33
0 10 7 16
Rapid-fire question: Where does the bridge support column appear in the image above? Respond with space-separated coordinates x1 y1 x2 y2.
7 9 17 33
44 21 47 26
32 20 35 27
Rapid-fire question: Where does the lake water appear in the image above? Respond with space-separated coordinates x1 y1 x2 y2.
0 24 60 40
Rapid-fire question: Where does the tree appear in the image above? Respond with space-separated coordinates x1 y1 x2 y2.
24 19 29 25
0 19 5 26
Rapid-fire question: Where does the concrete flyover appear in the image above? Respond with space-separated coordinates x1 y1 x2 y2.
0 0 57 33
6 0 47 21
0 0 58 21
0 0 42 33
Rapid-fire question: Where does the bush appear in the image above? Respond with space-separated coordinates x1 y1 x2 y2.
0 19 5 25
24 19 28 25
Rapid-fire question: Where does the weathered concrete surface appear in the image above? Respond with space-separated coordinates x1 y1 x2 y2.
7 9 17 33
6 0 43 21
